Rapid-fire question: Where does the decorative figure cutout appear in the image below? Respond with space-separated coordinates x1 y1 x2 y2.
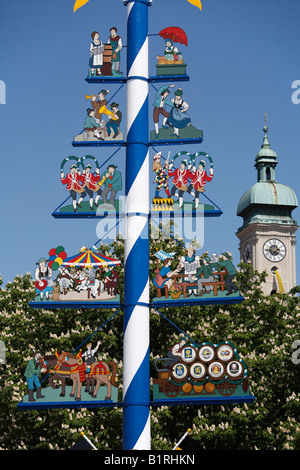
107 27 123 77
32 246 121 305
88 28 123 78
60 156 122 213
152 249 241 304
24 351 47 403
21 345 118 404
153 340 252 402
151 85 202 142
151 151 214 212
73 91 124 144
156 27 188 77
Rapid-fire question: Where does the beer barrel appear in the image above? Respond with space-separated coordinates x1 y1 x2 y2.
101 44 113 76
103 43 113 63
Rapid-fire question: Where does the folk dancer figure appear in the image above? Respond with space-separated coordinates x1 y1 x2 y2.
163 339 186 371
152 151 171 199
153 84 175 138
179 246 200 296
168 159 192 208
106 102 122 139
187 160 214 209
82 341 101 374
100 164 122 208
167 88 191 138
35 257 54 301
61 164 86 212
81 163 107 209
24 352 46 402
107 27 123 76
89 31 104 76
217 252 239 296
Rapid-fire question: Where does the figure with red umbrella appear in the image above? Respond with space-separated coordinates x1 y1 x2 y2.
156 27 187 64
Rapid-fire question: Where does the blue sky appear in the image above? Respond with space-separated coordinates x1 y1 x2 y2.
0 0 299 287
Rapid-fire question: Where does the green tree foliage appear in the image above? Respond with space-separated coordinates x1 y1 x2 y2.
0 227 299 450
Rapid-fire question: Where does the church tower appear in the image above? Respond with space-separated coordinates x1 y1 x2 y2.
236 119 298 295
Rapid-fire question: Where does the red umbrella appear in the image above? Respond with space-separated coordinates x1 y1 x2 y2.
159 27 188 46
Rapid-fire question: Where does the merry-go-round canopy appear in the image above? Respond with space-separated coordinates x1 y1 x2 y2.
62 247 121 268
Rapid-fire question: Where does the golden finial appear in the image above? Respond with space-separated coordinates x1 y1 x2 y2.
264 112 268 127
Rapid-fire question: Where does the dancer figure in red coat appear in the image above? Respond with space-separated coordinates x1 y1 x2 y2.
61 164 86 212
187 159 213 209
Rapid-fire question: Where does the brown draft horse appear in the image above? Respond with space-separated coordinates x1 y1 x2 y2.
44 351 118 401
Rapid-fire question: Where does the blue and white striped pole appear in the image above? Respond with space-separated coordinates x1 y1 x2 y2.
123 0 151 450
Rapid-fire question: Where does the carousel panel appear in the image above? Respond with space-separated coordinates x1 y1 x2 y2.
31 245 121 308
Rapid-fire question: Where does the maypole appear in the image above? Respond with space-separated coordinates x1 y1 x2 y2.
123 0 151 450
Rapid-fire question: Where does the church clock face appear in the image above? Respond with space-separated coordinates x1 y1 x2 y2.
263 239 286 262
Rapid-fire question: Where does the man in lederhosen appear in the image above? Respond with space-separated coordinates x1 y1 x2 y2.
152 84 175 138
61 164 86 212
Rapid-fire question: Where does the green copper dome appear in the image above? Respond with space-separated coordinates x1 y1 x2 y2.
237 123 298 231
237 181 298 215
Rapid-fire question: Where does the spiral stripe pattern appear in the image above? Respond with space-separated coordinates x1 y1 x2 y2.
123 0 151 450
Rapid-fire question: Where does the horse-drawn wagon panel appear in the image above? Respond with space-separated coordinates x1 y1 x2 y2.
153 340 253 404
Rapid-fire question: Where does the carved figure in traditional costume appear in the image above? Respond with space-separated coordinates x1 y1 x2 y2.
106 102 122 139
187 159 213 209
100 164 122 208
90 89 116 124
179 246 200 296
152 151 171 199
196 255 218 296
82 341 101 374
61 164 86 212
163 339 186 370
34 257 55 301
81 163 107 209
153 84 175 138
107 27 123 76
157 39 183 63
153 258 181 291
167 158 192 208
89 31 104 77
217 252 239 296
167 88 191 138
84 108 105 141
24 352 46 402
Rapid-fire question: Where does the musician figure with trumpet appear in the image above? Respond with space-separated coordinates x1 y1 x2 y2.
100 164 122 209
83 90 120 141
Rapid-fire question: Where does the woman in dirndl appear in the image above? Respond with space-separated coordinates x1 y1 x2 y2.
89 31 104 76
167 88 191 137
